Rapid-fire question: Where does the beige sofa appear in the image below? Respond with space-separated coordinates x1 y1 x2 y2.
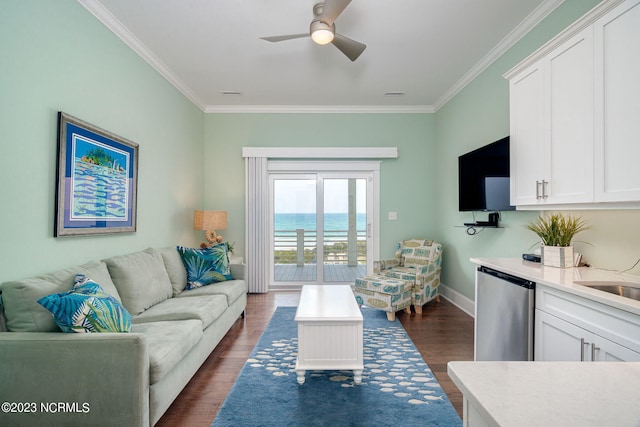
0 247 247 427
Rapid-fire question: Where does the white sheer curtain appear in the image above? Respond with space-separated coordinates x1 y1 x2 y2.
245 156 269 293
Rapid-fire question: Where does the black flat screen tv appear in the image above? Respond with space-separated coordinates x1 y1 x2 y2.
458 136 514 212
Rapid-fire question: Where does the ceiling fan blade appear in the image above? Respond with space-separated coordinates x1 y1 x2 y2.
260 33 309 42
319 0 352 26
331 33 366 61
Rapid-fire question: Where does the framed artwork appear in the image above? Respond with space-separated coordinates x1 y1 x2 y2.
55 112 138 237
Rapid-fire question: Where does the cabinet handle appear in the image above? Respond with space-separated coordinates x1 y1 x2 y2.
591 343 600 361
580 338 589 361
542 180 549 199
536 181 542 199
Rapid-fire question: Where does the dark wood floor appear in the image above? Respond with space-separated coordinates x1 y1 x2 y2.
156 292 475 427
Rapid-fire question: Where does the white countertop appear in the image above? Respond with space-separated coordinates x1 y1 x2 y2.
448 361 640 427
470 258 640 316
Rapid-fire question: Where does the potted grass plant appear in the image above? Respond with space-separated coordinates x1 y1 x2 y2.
526 213 589 268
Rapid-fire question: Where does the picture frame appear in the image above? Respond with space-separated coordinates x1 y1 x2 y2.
55 112 138 237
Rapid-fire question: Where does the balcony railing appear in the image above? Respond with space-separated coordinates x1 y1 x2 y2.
274 228 366 266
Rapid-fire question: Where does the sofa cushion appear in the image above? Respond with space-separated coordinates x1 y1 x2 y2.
176 245 232 290
103 249 173 315
37 274 131 333
83 262 122 302
131 319 203 384
132 294 228 329
175 279 247 306
0 260 121 332
156 247 188 296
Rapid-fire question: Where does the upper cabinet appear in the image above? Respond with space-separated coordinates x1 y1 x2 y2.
505 0 640 209
509 29 594 206
594 0 640 202
509 61 544 206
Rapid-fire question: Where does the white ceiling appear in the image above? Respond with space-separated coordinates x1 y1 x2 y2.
79 0 562 113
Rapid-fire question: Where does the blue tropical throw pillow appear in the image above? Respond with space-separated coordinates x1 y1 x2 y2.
37 274 131 333
177 244 232 290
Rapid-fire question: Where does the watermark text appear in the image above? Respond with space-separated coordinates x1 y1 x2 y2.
2 401 90 414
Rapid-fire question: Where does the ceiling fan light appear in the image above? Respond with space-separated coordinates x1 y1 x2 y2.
310 20 335 45
311 29 334 45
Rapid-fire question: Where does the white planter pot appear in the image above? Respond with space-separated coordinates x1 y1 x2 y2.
542 245 574 268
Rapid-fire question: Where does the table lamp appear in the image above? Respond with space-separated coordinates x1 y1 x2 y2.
193 210 227 248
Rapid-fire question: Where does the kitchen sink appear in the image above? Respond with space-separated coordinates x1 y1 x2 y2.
574 281 640 302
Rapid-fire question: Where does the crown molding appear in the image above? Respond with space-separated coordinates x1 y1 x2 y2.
432 0 565 111
204 105 435 114
77 0 433 115
504 0 625 79
79 0 569 115
77 0 206 111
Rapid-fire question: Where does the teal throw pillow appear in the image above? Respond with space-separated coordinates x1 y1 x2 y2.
177 244 232 290
37 274 132 333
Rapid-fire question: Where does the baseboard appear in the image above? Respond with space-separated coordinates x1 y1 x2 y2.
439 283 475 318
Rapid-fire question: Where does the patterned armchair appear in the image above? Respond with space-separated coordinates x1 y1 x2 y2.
373 239 442 314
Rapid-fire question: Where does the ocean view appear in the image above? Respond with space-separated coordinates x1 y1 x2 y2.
273 213 367 267
274 213 366 231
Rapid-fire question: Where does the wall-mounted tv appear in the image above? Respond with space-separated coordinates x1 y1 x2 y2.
458 136 514 212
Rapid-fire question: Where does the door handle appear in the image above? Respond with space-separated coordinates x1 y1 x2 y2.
542 180 549 199
367 223 371 238
536 181 542 199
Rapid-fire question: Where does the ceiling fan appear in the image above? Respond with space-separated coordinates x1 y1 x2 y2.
260 0 366 62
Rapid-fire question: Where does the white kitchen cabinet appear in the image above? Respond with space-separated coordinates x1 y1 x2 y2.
509 28 594 206
544 28 594 204
535 309 585 361
535 284 640 362
535 309 640 361
505 0 640 209
591 327 640 361
593 0 640 202
509 61 544 206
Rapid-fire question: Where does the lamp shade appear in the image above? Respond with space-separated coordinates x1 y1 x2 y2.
193 210 227 231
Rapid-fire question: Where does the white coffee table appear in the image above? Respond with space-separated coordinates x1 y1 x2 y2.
294 285 364 385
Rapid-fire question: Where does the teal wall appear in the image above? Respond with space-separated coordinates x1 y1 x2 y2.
0 1 204 282
435 0 640 300
205 0 640 302
3 0 638 299
204 114 437 259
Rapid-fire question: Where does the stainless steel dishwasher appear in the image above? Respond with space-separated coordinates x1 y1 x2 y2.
474 266 535 361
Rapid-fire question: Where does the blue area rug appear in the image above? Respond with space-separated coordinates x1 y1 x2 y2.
212 306 461 427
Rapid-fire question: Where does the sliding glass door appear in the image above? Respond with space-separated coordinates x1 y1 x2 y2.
269 165 376 287
322 177 367 282
272 176 318 282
